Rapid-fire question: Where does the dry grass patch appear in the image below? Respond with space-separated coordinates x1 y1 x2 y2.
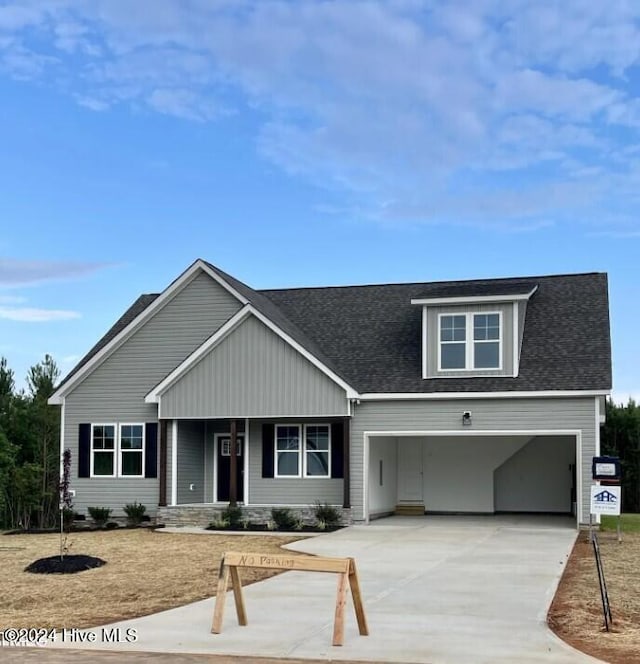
0 529 304 629
548 530 640 664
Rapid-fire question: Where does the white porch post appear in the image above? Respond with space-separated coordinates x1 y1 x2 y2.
171 420 178 506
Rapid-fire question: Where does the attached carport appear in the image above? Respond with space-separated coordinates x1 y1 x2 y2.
366 430 580 524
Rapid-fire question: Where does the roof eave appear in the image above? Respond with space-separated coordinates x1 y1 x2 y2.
410 285 538 306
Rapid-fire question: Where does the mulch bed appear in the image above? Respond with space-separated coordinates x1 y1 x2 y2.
24 554 107 574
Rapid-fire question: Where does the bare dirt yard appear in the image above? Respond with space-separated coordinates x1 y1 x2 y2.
548 520 640 664
0 528 304 629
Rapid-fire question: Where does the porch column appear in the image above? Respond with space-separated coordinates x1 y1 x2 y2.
171 420 178 506
159 419 168 507
229 419 238 506
343 417 351 509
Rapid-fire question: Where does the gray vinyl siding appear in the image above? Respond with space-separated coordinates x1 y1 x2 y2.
350 396 596 524
247 420 343 505
160 314 348 419
177 421 205 504
63 269 242 515
425 303 514 377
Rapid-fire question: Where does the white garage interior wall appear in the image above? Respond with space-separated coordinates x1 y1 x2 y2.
368 436 398 518
494 435 575 513
368 434 576 516
420 435 532 513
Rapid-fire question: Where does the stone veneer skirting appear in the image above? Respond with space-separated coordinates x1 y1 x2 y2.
157 504 353 528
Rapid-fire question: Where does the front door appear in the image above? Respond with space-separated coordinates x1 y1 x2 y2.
216 435 244 502
397 439 424 503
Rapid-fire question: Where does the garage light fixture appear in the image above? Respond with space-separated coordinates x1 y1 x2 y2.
462 411 472 426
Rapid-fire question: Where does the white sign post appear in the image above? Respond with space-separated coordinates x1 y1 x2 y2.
590 485 621 516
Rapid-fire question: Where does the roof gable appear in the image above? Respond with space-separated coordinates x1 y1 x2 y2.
51 266 612 401
49 260 246 403
148 309 352 418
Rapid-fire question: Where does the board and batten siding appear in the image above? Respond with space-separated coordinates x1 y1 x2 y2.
350 396 597 524
247 420 343 505
63 269 242 515
160 314 349 419
425 303 514 377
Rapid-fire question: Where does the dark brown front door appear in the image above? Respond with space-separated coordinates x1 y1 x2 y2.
217 435 244 502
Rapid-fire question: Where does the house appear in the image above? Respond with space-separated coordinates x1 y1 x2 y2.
48 260 612 527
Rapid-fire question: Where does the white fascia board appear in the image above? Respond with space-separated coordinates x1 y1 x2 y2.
358 389 611 400
147 304 359 402
410 286 538 307
146 306 252 402
48 259 248 405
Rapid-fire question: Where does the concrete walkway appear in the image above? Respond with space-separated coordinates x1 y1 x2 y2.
45 515 600 663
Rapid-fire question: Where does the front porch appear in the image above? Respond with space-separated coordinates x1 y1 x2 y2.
158 417 351 526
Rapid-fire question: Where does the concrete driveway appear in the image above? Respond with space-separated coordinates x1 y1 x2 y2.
46 515 600 663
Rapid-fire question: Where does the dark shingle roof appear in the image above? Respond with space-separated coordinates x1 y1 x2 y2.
261 272 611 393
58 268 612 394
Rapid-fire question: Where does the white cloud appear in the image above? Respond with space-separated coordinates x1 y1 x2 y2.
0 306 81 322
2 1 640 229
0 258 111 287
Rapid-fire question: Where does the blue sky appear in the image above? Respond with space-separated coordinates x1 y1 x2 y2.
0 0 637 401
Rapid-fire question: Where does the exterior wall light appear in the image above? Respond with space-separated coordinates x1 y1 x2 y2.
462 411 472 426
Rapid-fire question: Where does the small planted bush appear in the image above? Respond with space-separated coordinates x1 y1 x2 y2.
222 504 243 528
61 507 75 529
271 507 297 531
124 501 147 525
88 506 112 527
312 501 341 528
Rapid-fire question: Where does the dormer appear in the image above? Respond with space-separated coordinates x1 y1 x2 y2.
411 282 538 379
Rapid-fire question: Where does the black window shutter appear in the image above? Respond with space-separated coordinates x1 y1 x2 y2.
262 423 275 478
78 423 91 478
145 422 158 478
331 421 344 478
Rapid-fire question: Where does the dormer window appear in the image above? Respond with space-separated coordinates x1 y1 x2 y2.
412 283 538 379
439 312 502 371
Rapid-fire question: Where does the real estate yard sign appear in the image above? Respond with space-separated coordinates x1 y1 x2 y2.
590 485 621 516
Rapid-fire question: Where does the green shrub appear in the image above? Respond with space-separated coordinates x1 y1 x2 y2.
312 501 341 528
271 507 297 530
222 504 243 528
88 506 112 527
124 501 147 525
61 507 75 528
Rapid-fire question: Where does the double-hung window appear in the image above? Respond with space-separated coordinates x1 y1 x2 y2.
276 425 301 477
439 312 502 371
91 423 144 477
119 424 144 477
305 425 330 477
275 424 331 478
91 424 116 477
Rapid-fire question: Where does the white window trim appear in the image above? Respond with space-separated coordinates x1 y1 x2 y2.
90 423 117 478
437 311 503 372
303 424 332 479
274 423 333 479
118 423 146 478
274 424 302 478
